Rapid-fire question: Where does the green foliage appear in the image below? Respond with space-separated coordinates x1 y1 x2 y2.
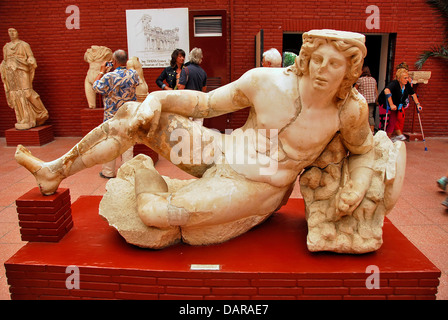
415 45 448 69
427 0 448 20
282 52 297 68
415 0 448 68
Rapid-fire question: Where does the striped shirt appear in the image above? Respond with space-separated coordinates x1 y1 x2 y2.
93 67 139 121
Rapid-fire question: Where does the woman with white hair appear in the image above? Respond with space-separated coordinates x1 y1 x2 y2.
177 47 207 92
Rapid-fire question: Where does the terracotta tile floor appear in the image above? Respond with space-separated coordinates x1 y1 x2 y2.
1 136 447 300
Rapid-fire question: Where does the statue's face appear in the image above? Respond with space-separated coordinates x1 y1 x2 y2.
308 43 347 93
8 29 18 41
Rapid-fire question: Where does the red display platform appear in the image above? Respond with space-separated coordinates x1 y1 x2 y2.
5 125 54 146
5 196 440 300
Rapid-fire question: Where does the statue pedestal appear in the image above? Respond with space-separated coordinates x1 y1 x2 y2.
5 195 440 300
15 188 73 242
5 125 54 146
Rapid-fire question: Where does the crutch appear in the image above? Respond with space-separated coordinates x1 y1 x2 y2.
416 105 428 151
383 95 391 132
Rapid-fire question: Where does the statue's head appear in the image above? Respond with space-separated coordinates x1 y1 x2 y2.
293 29 367 104
127 56 143 71
8 28 19 41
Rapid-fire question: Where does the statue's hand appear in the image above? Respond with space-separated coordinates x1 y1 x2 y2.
27 57 37 68
335 180 363 216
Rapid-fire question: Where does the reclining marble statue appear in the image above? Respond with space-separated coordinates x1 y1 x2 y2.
1 28 49 130
14 29 406 253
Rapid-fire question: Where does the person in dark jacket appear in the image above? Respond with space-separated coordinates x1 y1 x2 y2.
178 47 207 125
155 48 185 90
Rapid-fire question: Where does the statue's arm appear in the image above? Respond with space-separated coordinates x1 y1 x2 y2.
23 42 37 67
0 55 11 106
150 71 253 119
337 92 375 213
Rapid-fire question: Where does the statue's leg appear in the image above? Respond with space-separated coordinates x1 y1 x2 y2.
15 101 144 195
84 77 96 109
27 90 49 125
136 163 291 244
140 112 221 178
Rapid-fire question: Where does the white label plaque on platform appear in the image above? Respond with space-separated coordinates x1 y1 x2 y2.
190 264 221 271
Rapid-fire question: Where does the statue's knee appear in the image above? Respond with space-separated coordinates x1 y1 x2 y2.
135 168 168 194
137 193 189 228
115 101 137 119
137 194 170 228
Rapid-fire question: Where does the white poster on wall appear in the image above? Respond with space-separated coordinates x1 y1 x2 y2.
126 8 189 68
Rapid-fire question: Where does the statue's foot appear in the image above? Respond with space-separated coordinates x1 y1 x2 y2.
15 145 63 195
15 122 34 130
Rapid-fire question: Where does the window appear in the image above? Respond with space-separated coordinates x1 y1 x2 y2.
194 16 222 37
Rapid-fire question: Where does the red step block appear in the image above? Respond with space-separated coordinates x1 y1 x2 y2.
5 125 54 146
15 188 73 242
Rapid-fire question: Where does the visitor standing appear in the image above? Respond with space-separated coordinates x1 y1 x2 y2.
262 48 282 67
156 48 185 90
178 47 207 125
355 66 378 133
93 49 139 178
378 68 422 140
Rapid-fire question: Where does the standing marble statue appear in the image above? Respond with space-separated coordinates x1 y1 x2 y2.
127 56 149 102
1 28 49 130
15 30 406 253
84 45 113 108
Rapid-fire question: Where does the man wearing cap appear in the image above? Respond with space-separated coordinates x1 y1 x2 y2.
16 30 376 243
